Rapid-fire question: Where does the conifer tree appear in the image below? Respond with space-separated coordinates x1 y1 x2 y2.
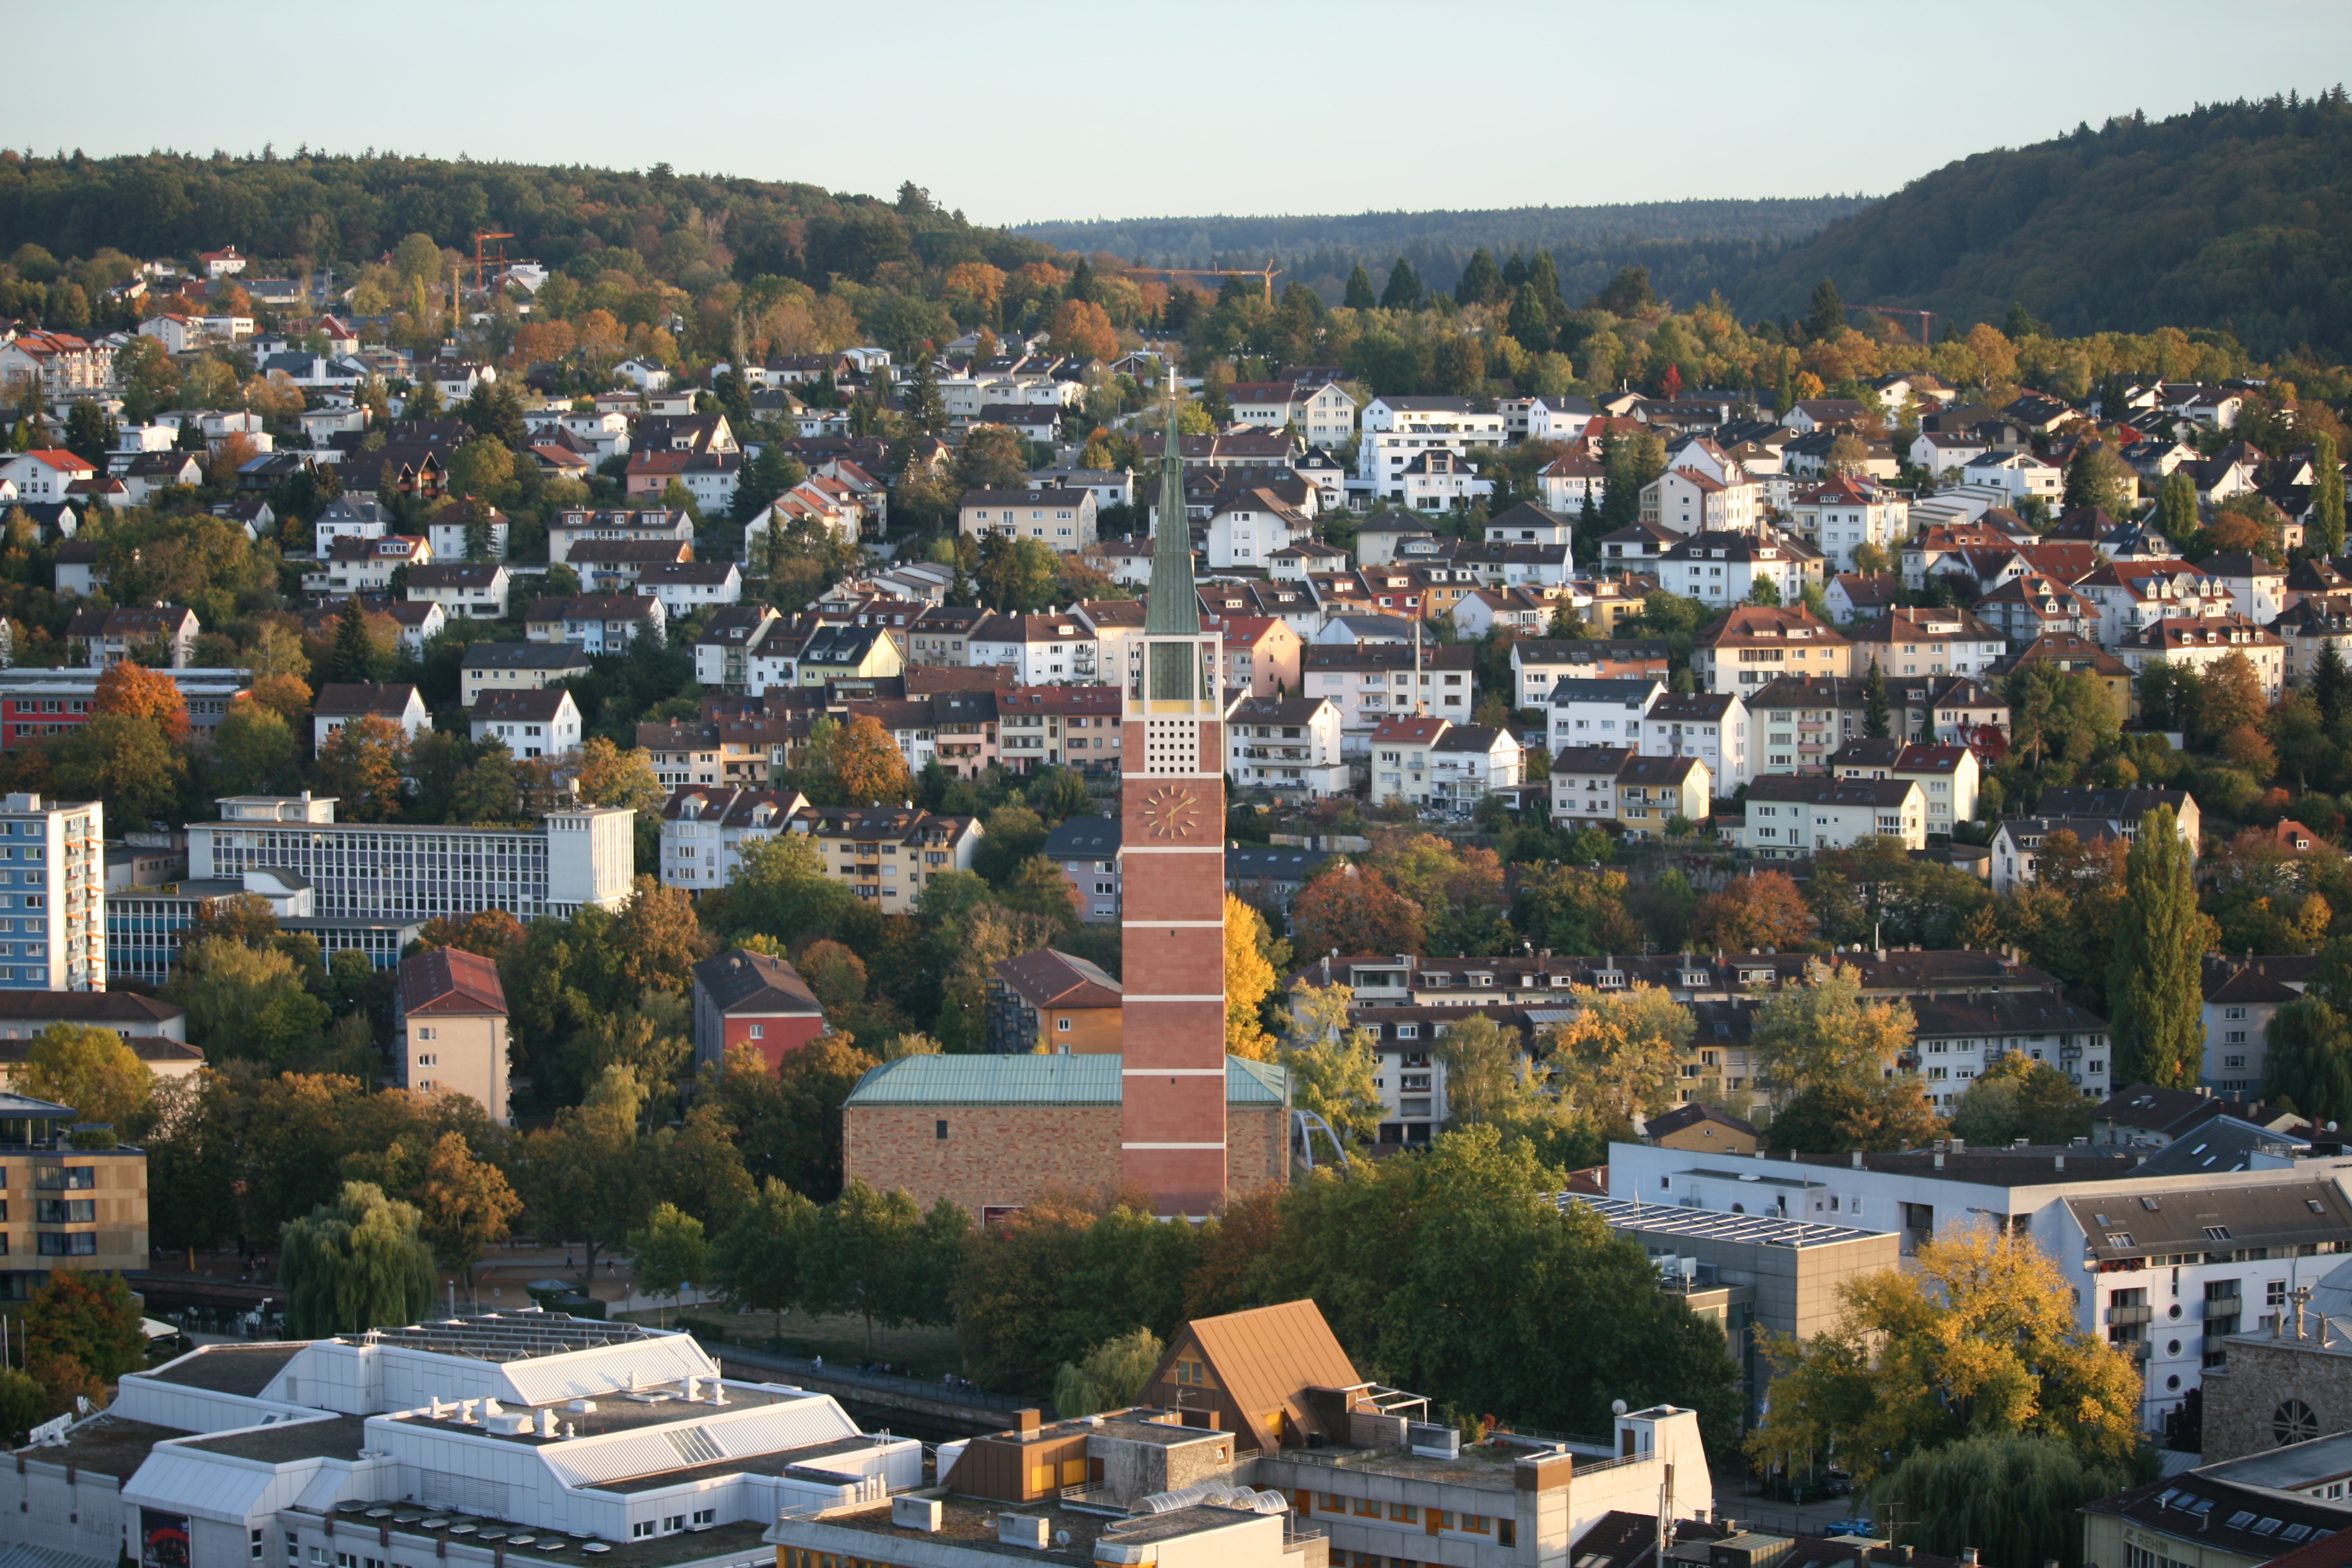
1805 278 1846 342
1864 658 1891 738
2314 431 2345 558
1508 284 1550 350
1343 264 1376 311
2314 638 2352 731
1455 247 1503 307
329 596 376 684
1527 250 1565 324
1379 258 1423 312
2108 806 2206 1087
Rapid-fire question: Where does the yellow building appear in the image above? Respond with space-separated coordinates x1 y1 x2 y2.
789 805 981 910
1616 754 1710 837
0 1091 147 1298
987 950 1124 1053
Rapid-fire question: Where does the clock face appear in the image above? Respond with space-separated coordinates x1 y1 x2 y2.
1138 783 1201 840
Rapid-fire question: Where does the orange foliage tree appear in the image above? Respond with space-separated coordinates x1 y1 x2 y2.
94 659 189 743
1289 864 1425 960
1689 870 1817 953
1049 299 1117 364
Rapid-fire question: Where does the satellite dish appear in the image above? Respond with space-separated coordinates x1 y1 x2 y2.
1611 1399 1628 1416
1054 1532 1071 1547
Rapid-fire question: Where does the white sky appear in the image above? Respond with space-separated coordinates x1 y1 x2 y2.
6 0 2348 227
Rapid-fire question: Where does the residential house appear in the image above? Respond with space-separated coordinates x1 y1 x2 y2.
1430 724 1523 807
403 562 511 620
460 642 590 705
1206 614 1302 699
1655 529 1813 607
1203 487 1310 569
1975 573 2097 644
965 612 1100 684
421 498 512 562
2115 615 2287 700
2272 593 2352 688
788 803 982 909
1300 642 1477 748
689 944 825 1070
64 605 199 668
1847 606 2008 681
635 560 743 616
993 685 1123 774
523 593 666 654
1829 739 1980 830
1888 673 2014 748
1786 475 1907 573
1747 675 1873 774
986 949 1124 1054
1736 775 1926 857
0 450 94 503
547 507 694 565
1690 605 1852 694
1224 694 1348 797
315 533 430 597
1986 632 2135 722
1508 638 1671 709
312 682 428 752
1641 466 1763 536
2201 551 2289 626
622 448 740 509
1552 744 1635 828
958 486 1100 552
1638 689 1751 792
795 622 905 687
1824 571 1901 625
1615 754 1710 838
1040 817 1122 923
395 947 509 1124
1368 713 1449 806
469 688 583 759
1549 677 1667 753
312 495 394 546
119 451 204 506
662 786 808 895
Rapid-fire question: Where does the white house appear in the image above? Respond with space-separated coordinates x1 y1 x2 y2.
1548 677 1667 751
469 687 583 759
1787 475 1908 573
403 562 511 620
1204 488 1309 569
1829 739 1980 831
1737 775 1926 857
1225 694 1348 797
1656 530 1810 607
312 681 430 752
1429 724 1523 806
635 561 744 616
1638 689 1751 792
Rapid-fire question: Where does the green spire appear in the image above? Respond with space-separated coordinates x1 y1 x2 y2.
1146 367 1197 635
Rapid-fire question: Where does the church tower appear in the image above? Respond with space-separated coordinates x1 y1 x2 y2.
1119 376 1227 1218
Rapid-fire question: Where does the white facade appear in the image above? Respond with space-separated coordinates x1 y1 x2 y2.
1547 678 1667 753
1637 691 1751 792
189 795 633 920
1224 696 1349 796
1737 777 1925 857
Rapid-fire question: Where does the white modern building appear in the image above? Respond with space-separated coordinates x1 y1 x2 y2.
0 793 103 991
1736 775 1925 857
1547 677 1665 752
188 795 634 921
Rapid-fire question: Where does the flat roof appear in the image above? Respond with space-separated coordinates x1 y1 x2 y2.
143 1342 302 1397
1565 1195 1886 1249
13 1413 191 1478
184 1413 370 1463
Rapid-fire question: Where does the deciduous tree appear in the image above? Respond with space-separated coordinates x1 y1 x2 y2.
832 713 910 803
1283 982 1385 1146
627 1203 710 1327
278 1181 437 1339
709 1177 818 1339
1752 964 1914 1097
1690 871 1817 953
1545 984 1696 1123
413 1131 521 1296
2108 807 2208 1087
19 1023 154 1133
94 659 188 742
1289 864 1424 961
317 714 407 820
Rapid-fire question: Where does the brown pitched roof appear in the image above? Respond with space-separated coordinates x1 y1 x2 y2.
398 947 506 1016
991 949 1122 1010
1156 1299 1364 1454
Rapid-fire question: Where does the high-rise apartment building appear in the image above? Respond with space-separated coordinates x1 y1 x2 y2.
0 793 103 991
186 794 633 922
1120 385 1228 1217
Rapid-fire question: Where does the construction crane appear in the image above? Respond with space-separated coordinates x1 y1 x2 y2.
1123 261 1281 303
1844 303 1934 348
472 230 516 294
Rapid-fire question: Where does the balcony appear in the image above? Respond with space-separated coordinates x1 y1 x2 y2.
2109 1304 2154 1325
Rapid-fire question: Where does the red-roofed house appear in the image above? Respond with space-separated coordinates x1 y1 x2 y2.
0 450 96 501
396 947 509 1122
691 947 826 1072
1204 614 1302 698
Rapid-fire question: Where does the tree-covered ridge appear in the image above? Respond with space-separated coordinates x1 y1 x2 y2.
1737 90 2352 358
1016 197 1873 307
0 151 1061 286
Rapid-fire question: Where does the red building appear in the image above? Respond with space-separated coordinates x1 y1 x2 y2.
1120 391 1230 1218
690 947 826 1073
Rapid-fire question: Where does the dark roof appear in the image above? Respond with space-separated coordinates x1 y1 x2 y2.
2035 786 2194 820
2082 1472 2352 1560
0 992 184 1025
143 1342 303 1397
2132 1117 2310 1177
692 948 822 1017
472 688 573 723
1226 845 1339 883
463 641 589 670
1040 818 1120 860
397 947 506 1016
405 563 505 588
1743 776 1915 808
314 682 420 719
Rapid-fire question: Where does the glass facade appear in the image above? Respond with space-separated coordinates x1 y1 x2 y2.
207 826 554 921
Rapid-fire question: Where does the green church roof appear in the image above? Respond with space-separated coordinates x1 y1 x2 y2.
844 1053 1287 1109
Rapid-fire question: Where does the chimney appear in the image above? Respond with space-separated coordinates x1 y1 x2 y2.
1015 1408 1041 1436
1933 1151 1944 1170
1851 1151 1863 1169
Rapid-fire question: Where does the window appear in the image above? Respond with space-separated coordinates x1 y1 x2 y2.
1056 1018 1072 1033
1175 1356 1208 1386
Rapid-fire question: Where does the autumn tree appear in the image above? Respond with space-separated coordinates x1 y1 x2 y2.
1224 893 1281 1060
832 713 911 803
1749 1224 2141 1484
1690 871 1817 953
212 698 299 794
18 1023 154 1132
317 714 408 820
1546 984 1697 1123
94 659 189 742
1048 299 1118 364
414 1131 522 1296
572 736 667 812
1284 982 1386 1146
1751 964 1915 1098
22 1266 145 1385
1289 864 1425 960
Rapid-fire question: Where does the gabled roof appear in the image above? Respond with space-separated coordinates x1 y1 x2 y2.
472 688 573 723
314 682 419 718
991 949 1122 1010
398 947 506 1016
1161 1299 1362 1452
693 947 822 1017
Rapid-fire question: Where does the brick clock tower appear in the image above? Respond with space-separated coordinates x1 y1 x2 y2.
1120 381 1227 1218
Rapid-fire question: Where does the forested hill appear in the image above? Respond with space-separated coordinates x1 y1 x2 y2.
1734 91 2352 358
0 152 1059 284
1014 197 1872 308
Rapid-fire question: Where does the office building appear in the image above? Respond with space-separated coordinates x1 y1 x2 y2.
106 865 420 982
0 667 251 750
186 794 633 923
0 1089 148 1295
1 1312 918 1568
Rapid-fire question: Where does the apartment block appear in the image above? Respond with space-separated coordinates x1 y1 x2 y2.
396 947 510 1124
